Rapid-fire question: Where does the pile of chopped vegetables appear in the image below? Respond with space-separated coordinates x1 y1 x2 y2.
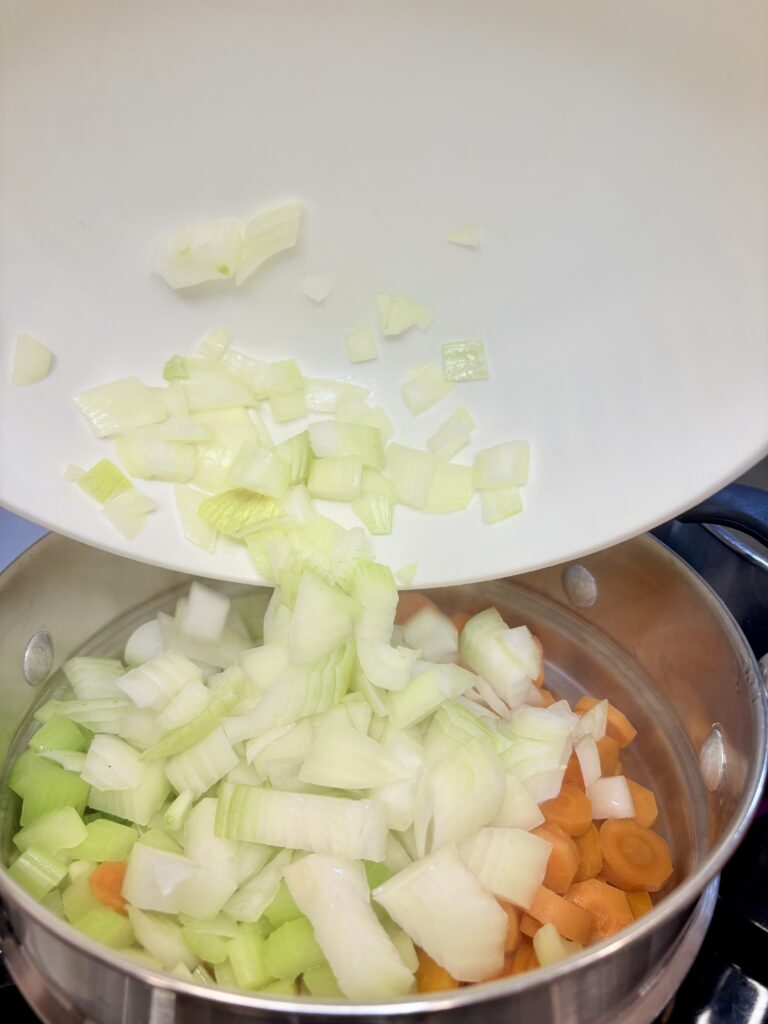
6 543 673 1000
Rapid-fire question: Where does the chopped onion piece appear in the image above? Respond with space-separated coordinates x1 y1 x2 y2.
575 735 601 789
300 720 412 789
522 767 567 804
181 360 256 413
290 571 354 663
177 582 229 644
227 443 291 500
76 459 133 505
309 421 384 469
481 486 523 524
115 437 196 483
166 726 239 799
474 441 530 489
403 607 458 663
197 489 282 539
307 456 363 501
82 736 143 791
102 488 156 539
304 378 370 414
533 923 583 966
395 563 418 587
424 461 473 514
491 774 546 830
74 378 168 438
153 218 241 289
429 737 505 850
587 776 635 819
12 334 53 385
447 225 480 248
173 485 217 552
459 827 551 910
285 855 413 1000
236 201 302 286
373 844 506 982
117 652 202 712
496 626 541 679
377 294 435 336
269 389 307 423
344 325 378 364
574 699 608 742
123 842 198 912
443 340 489 382
387 444 436 510
401 362 454 416
300 273 337 303
426 406 476 460
198 327 233 361
352 468 394 536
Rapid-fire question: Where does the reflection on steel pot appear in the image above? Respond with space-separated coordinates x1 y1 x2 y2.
0 525 765 1024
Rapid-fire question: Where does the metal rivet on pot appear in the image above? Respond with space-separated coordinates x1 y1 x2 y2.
562 564 598 608
22 631 54 686
699 725 726 792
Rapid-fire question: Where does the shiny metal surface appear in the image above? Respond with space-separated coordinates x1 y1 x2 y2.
0 533 765 1023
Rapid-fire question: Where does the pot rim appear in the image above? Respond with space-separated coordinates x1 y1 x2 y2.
1 531 766 1014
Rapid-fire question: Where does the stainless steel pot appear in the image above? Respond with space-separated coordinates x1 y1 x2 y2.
0 515 766 1024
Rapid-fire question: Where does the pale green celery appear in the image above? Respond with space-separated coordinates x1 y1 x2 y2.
307 456 363 501
376 294 435 336
269 390 307 423
401 362 454 416
70 819 138 861
228 442 291 500
262 979 298 996
62 871 100 923
275 432 313 484
14 806 87 855
264 917 324 980
9 846 68 899
76 907 135 948
214 959 239 988
198 488 283 539
309 421 384 469
28 714 87 753
423 461 473 514
17 759 90 826
182 924 231 964
163 355 189 381
303 963 343 997
344 324 378 364
77 459 133 504
480 485 523 524
74 377 168 439
228 927 272 989
442 340 489 382
263 881 302 928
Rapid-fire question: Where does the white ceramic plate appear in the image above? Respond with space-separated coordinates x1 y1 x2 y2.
2 0 767 588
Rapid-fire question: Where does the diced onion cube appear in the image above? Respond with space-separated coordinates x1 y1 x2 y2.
443 340 489 382
13 334 53 385
344 325 378 364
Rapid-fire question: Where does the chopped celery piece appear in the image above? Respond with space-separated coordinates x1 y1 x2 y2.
28 715 87 753
263 979 298 996
376 294 435 336
88 760 171 826
19 760 90 825
300 272 337 303
71 819 138 861
42 888 66 919
344 324 378 364
401 363 453 416
427 406 476 460
198 327 233 361
309 421 384 469
263 881 302 928
76 906 135 948
63 870 100 923
115 437 196 483
388 664 475 730
12 333 52 384
182 924 231 964
173 484 218 552
481 485 523 523
77 459 133 504
447 224 480 247
153 217 242 290
443 340 489 382
275 432 313 485
236 201 302 286
285 854 413 1000
264 917 323 980
9 846 68 899
74 377 168 438
9 751 48 798
387 444 436 510
473 440 530 489
14 806 87 855
216 785 387 861
424 461 473 514
303 962 343 997
269 390 307 423
365 861 393 891
228 443 291 500
307 456 362 501
228 927 271 989
164 355 190 381
166 726 239 799
198 488 283 539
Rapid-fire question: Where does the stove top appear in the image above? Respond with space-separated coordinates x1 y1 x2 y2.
1 502 767 1024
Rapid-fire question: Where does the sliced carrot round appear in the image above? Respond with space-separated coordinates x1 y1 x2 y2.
499 900 522 953
599 820 673 892
596 736 620 777
626 778 659 828
415 949 460 992
540 783 593 837
528 885 594 945
519 912 540 938
625 890 653 919
509 937 539 976
538 688 556 707
562 751 585 790
564 879 633 940
573 823 603 882
88 860 128 915
532 822 579 894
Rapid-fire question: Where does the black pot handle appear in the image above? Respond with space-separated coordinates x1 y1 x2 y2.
677 484 768 548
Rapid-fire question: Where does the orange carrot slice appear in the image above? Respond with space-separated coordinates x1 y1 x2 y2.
573 823 603 882
626 779 659 828
540 783 593 837
528 885 594 945
626 890 653 919
538 688 556 707
450 611 472 634
532 823 579 894
575 697 637 749
88 860 128 915
415 949 460 992
564 879 633 940
509 937 539 975
562 752 585 790
599 820 673 892
596 736 620 777
519 912 540 938
499 900 522 953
